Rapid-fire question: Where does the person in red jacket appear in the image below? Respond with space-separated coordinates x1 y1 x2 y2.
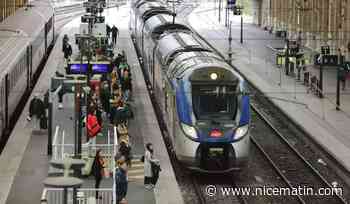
87 109 101 139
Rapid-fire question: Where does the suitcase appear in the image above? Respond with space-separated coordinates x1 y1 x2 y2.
40 116 48 129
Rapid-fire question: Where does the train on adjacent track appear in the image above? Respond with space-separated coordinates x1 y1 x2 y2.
130 0 251 173
0 2 54 141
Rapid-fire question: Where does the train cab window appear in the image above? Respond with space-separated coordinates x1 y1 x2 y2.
192 85 237 120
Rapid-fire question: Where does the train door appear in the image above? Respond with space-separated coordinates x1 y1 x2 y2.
0 80 5 135
4 74 9 131
165 82 176 140
151 47 157 88
45 22 48 54
29 45 33 88
26 46 31 90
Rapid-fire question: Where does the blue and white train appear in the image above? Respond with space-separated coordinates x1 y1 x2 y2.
131 0 250 173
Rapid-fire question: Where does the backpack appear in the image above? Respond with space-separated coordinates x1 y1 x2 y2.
140 155 144 163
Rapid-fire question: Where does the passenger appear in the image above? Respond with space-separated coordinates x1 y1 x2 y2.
144 143 158 190
27 94 46 128
87 109 101 139
111 25 119 45
106 24 111 38
113 53 124 69
339 68 347 90
151 159 161 187
121 69 132 101
63 42 72 62
118 60 128 79
100 82 111 114
110 96 125 125
62 34 69 51
118 140 132 167
91 149 105 200
115 159 128 204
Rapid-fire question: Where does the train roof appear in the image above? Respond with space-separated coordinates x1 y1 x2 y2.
166 51 243 82
144 14 190 40
156 31 210 66
0 0 53 75
133 0 164 8
136 1 171 22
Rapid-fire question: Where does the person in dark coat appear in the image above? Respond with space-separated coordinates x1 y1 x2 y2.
62 34 69 51
118 140 132 167
113 54 124 70
63 42 72 61
106 24 111 38
115 160 128 203
100 82 111 114
151 160 161 186
27 94 45 122
91 149 105 199
111 25 119 45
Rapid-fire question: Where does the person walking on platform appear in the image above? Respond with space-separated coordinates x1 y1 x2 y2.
111 25 119 45
91 149 105 200
106 24 111 38
144 143 158 190
62 34 69 51
63 42 72 62
115 159 128 203
27 93 46 128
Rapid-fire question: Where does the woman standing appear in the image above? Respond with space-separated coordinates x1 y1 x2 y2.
91 149 105 199
144 143 156 189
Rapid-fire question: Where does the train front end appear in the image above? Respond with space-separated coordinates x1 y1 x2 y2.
174 66 250 173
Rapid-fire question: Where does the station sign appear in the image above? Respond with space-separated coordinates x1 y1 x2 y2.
66 63 111 75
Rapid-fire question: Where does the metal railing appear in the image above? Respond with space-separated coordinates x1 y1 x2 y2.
41 188 114 204
52 129 117 174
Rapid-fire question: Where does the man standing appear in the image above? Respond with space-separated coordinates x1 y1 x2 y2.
63 42 73 62
27 93 45 128
106 24 111 38
111 25 119 45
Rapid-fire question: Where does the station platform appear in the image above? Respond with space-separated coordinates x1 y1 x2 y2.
0 5 183 204
188 3 350 172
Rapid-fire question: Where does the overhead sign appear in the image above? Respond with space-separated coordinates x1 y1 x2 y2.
227 0 236 6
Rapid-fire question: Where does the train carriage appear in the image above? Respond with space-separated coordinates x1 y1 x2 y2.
0 0 54 139
132 0 251 173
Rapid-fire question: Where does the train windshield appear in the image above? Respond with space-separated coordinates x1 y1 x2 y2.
192 84 237 120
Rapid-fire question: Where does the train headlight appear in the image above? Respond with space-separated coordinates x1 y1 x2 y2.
210 73 218 80
234 124 249 140
180 123 198 139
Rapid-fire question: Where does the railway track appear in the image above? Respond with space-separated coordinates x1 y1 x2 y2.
250 101 347 203
191 174 248 204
